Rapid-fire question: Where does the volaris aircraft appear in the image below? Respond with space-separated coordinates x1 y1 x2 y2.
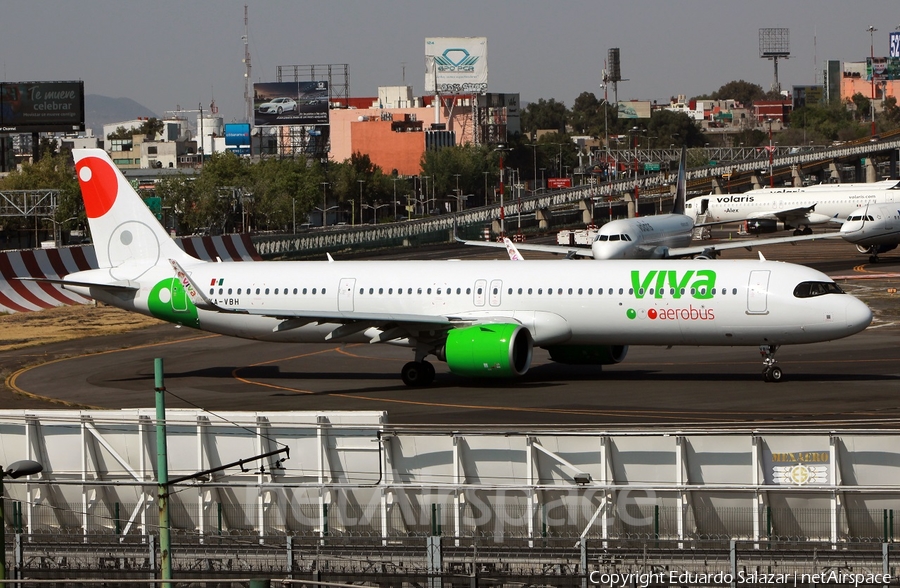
58 149 871 384
684 180 900 235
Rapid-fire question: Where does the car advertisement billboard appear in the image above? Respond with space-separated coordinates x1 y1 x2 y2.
425 37 488 94
253 81 329 127
0 81 85 133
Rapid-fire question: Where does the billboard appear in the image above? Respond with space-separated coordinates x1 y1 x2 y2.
891 32 900 58
617 100 651 119
425 37 488 94
253 81 329 127
0 81 85 133
867 57 900 81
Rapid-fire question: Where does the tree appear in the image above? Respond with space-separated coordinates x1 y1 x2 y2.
694 80 767 107
521 98 567 134
0 149 82 238
850 93 871 123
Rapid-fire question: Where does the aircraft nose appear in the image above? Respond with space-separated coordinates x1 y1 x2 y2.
839 221 862 237
845 297 873 333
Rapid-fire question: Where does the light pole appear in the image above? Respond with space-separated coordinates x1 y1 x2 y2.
0 460 43 581
766 118 775 187
527 143 538 194
320 182 329 227
494 145 508 237
392 177 400 221
357 179 365 225
422 175 431 214
40 216 77 247
868 26 878 137
453 173 462 211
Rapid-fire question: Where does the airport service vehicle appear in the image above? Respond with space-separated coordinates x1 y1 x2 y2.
257 97 297 114
840 203 900 262
684 180 900 235
57 149 872 384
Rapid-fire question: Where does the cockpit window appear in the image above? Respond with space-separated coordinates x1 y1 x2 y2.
793 281 844 298
847 214 874 221
596 235 608 241
623 234 633 241
609 235 620 241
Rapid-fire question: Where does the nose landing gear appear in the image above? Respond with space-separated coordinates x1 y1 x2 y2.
760 344 783 382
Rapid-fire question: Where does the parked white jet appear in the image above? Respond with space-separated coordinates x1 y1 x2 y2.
840 203 900 261
684 180 900 235
56 149 871 384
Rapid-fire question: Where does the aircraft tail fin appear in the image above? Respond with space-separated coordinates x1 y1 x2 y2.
73 149 196 271
671 145 687 215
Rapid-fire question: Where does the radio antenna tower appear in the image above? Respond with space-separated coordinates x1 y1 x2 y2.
242 5 252 123
760 28 790 94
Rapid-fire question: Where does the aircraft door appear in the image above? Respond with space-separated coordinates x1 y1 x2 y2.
170 278 188 313
489 279 503 306
746 270 770 315
338 278 355 312
473 279 487 307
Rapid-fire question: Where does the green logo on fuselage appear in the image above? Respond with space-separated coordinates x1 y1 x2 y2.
630 270 716 300
148 278 200 327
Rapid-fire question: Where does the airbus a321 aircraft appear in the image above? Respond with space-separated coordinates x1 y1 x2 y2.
684 180 900 235
840 203 900 262
56 149 871 384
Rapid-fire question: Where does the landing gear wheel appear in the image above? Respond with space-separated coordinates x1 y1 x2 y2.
763 366 783 383
759 344 782 383
401 361 435 387
870 255 879 263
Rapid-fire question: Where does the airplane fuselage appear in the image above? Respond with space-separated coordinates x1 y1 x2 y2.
66 258 871 348
686 184 900 226
592 215 695 259
841 203 900 247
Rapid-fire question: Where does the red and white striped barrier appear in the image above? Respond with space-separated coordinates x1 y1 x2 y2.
0 234 261 314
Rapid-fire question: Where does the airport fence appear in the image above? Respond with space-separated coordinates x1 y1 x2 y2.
1 534 897 586
9 500 900 544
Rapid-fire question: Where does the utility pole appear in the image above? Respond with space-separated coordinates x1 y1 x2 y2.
243 5 252 124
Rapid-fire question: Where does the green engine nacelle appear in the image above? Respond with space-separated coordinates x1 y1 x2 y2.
444 324 533 378
545 344 629 365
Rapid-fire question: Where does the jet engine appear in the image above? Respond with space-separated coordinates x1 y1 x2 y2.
440 324 533 378
545 344 629 365
743 220 787 234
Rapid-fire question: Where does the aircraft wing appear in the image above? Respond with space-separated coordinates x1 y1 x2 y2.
456 237 594 258
745 205 818 225
665 231 843 258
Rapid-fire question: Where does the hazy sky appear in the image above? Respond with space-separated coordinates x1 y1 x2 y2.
3 1 898 125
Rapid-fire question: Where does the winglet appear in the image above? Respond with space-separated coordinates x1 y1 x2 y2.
503 237 525 261
758 251 767 262
169 259 221 311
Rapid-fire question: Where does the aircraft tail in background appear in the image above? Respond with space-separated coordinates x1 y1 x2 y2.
73 149 197 280
671 145 687 216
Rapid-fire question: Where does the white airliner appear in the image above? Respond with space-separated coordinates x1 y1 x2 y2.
459 148 834 260
684 180 900 235
53 149 871 385
840 203 900 261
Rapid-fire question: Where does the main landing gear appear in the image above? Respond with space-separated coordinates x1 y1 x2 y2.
759 344 783 382
792 226 813 236
401 360 435 387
